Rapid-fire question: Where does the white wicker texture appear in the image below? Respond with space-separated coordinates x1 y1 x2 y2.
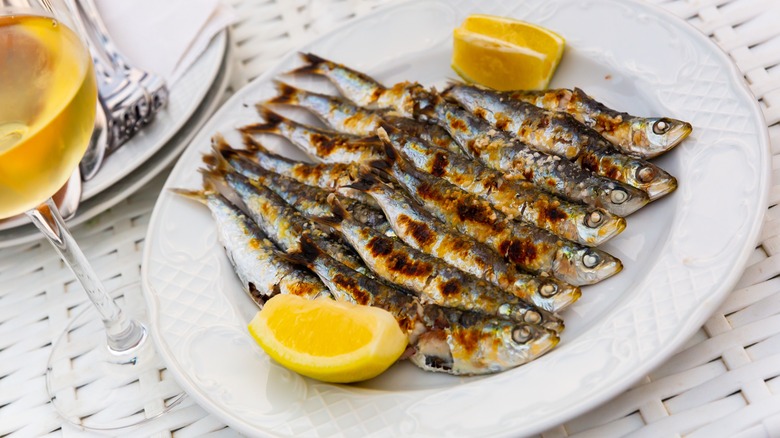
0 0 778 436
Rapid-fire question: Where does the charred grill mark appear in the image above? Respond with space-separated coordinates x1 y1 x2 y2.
473 107 487 119
538 201 569 224
332 273 370 305
578 152 600 174
599 157 623 181
455 202 505 234
367 236 393 256
451 325 482 357
367 234 435 278
438 279 462 297
500 239 539 268
309 132 343 155
398 214 436 247
370 87 383 103
449 117 468 133
431 152 449 177
291 164 323 183
386 251 434 278
495 113 511 131
289 281 319 300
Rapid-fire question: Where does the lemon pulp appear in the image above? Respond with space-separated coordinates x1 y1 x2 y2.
248 294 407 383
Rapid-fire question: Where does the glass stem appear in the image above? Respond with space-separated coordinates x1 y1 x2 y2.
27 198 145 353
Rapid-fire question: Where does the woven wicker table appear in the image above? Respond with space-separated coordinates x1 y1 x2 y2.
2 0 779 436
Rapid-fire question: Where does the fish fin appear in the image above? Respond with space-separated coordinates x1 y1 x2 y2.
285 52 327 76
294 233 326 264
198 166 246 210
169 188 208 204
267 80 300 105
371 126 411 175
306 193 351 230
344 166 386 192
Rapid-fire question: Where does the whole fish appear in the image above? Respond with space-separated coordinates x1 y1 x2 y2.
381 126 626 246
412 91 650 216
206 138 392 235
236 135 378 207
292 234 559 375
313 195 564 332
444 83 678 200
242 107 385 163
201 167 371 277
509 88 692 158
172 188 331 306
373 131 623 286
351 172 581 313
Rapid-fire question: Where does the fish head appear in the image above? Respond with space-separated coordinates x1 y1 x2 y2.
486 322 559 372
631 117 692 158
553 246 623 286
590 182 650 216
574 208 627 246
622 160 678 201
413 321 559 375
523 278 582 313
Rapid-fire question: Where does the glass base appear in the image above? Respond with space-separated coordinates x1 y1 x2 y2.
45 282 185 431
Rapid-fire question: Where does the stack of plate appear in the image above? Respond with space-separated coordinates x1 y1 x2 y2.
0 31 231 248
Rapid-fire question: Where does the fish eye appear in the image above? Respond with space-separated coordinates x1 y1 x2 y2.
512 326 533 344
610 189 628 204
540 282 558 297
524 310 542 324
582 250 601 268
636 165 656 183
585 210 604 228
653 119 672 135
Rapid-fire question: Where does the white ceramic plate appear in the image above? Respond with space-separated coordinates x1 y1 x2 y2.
0 32 230 248
142 0 770 436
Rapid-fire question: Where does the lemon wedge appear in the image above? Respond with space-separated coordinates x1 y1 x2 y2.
452 14 565 90
248 294 407 383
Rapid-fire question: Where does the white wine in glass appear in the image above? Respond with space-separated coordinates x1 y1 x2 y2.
0 0 183 430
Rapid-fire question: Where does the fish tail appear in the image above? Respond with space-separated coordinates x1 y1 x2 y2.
241 132 269 154
242 105 285 136
286 52 328 76
267 80 300 105
202 135 234 169
169 188 208 204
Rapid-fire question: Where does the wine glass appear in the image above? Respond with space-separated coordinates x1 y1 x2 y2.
0 0 184 430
